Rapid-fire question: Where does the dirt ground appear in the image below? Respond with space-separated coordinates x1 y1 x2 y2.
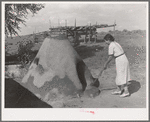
5 33 147 108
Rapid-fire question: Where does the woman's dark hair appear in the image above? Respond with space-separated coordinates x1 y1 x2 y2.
104 34 115 42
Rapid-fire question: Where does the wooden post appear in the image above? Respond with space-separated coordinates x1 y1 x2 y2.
94 32 97 43
73 31 77 46
88 32 91 43
66 30 68 37
65 20 68 37
88 23 91 43
84 29 87 43
74 31 77 42
84 35 87 43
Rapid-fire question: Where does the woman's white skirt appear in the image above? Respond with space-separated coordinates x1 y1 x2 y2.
115 54 130 86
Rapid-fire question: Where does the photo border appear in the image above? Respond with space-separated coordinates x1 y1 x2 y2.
1 0 149 121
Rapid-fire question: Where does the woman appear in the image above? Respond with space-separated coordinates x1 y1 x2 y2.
100 34 130 97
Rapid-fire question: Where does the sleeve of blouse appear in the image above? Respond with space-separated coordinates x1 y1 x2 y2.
108 43 114 56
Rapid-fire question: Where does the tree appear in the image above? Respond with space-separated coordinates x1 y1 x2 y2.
5 4 44 37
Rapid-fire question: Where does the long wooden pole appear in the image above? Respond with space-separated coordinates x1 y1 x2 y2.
89 23 91 43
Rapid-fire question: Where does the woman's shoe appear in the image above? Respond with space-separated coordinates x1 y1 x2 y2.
120 92 130 98
111 90 122 95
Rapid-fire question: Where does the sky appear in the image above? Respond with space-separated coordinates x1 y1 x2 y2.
11 2 147 36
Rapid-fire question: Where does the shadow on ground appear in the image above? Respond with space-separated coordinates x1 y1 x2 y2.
128 80 141 95
5 78 52 108
75 45 104 59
